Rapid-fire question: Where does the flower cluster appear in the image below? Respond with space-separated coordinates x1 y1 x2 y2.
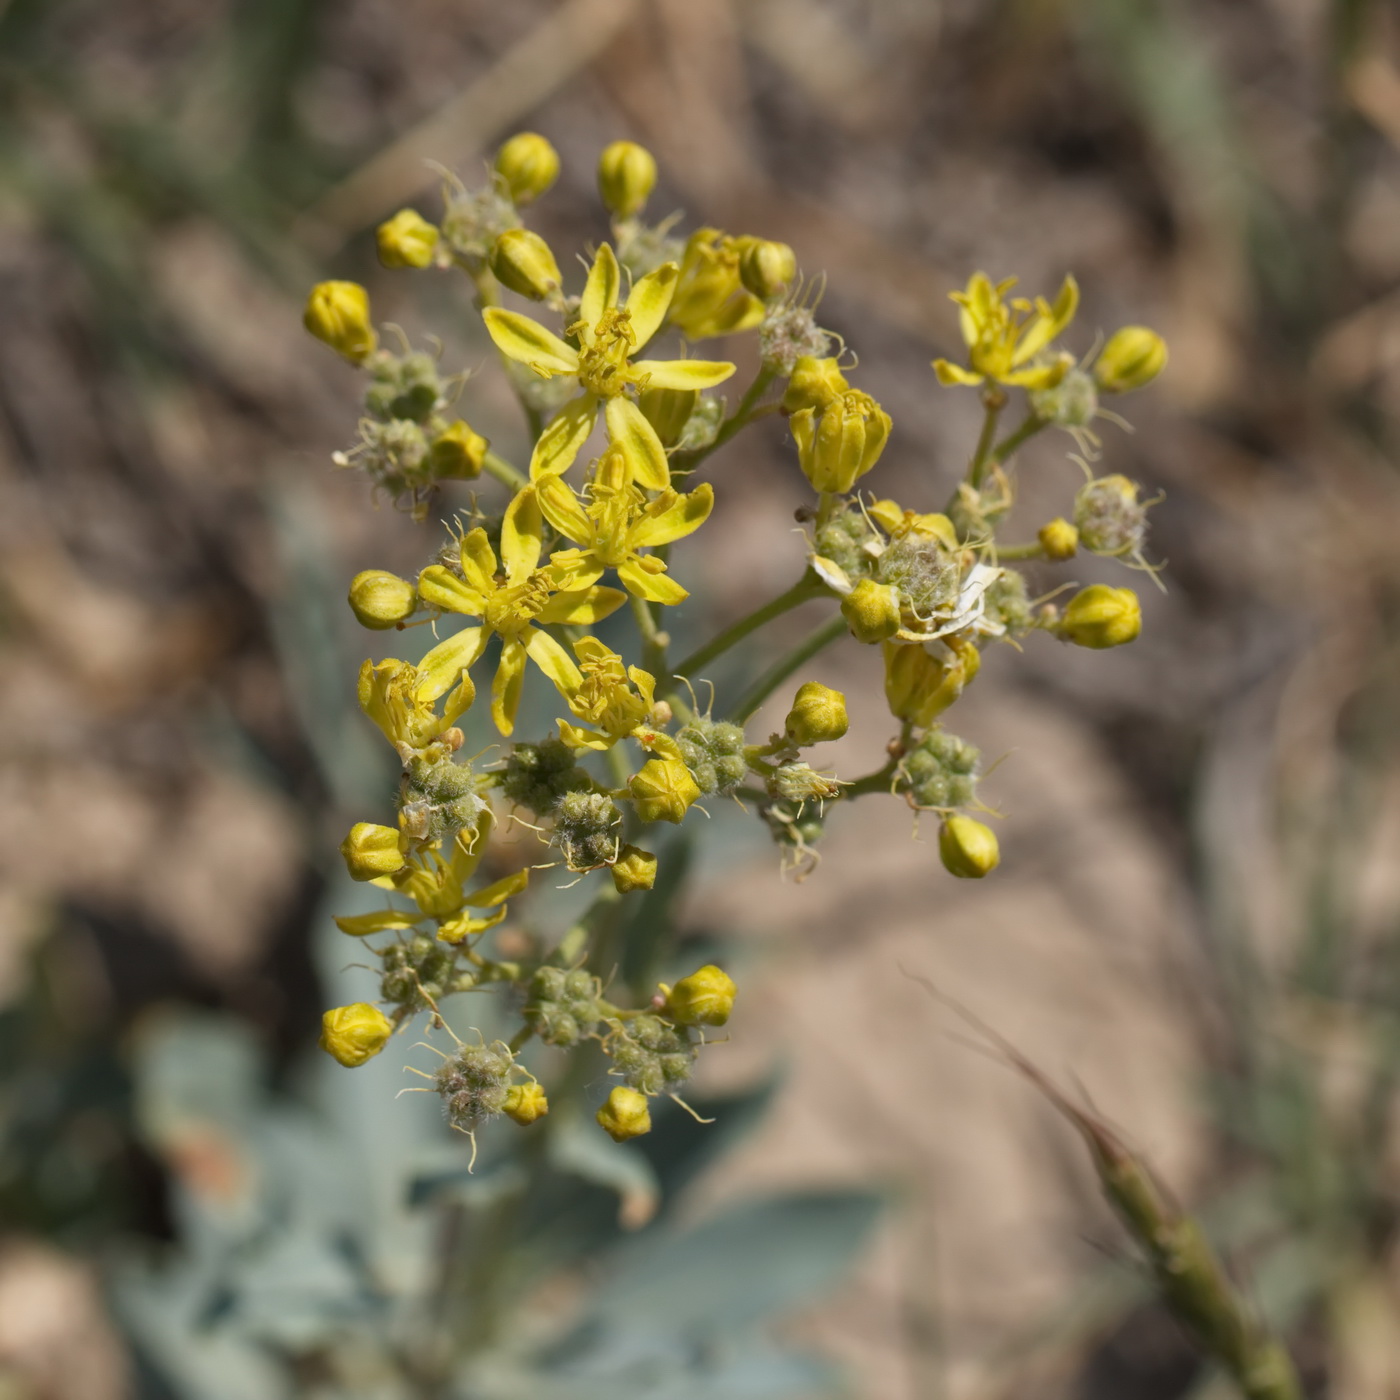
305 134 1167 1147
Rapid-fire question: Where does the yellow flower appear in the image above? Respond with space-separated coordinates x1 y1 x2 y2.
334 810 530 945
933 271 1078 390
790 390 891 494
357 647 476 755
559 637 665 752
662 964 737 1027
537 441 713 605
481 244 736 486
320 1003 393 1067
597 1085 652 1141
666 228 766 340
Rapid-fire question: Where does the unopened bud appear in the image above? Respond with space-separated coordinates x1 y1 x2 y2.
1057 584 1142 649
430 420 489 480
341 821 405 881
304 281 376 364
320 1003 393 1067
1094 326 1168 394
598 140 657 220
489 228 562 301
791 391 891 495
348 570 416 629
628 757 701 825
782 355 849 414
842 578 901 643
663 964 736 1027
502 1081 549 1125
739 239 797 300
784 681 849 746
597 1084 652 1142
938 815 1000 879
612 844 658 893
1037 518 1079 561
376 209 439 269
494 132 560 206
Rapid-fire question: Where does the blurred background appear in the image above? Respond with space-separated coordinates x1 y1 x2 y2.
3 0 1400 1396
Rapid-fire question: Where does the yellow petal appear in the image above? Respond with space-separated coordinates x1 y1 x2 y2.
624 262 679 350
481 308 579 377
546 553 607 592
537 584 627 625
447 813 492 885
629 482 713 548
465 867 530 908
334 910 419 937
605 396 670 491
579 243 621 334
1012 273 1079 365
501 486 543 581
436 906 508 945
536 473 593 544
631 358 736 391
417 566 485 617
417 626 486 701
529 395 599 480
618 557 688 604
932 358 984 387
522 626 582 697
491 637 529 735
558 718 614 751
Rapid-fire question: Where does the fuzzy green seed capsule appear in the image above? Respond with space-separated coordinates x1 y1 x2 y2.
598 140 657 219
784 681 849 746
938 815 1000 879
1058 584 1142 649
348 570 416 629
376 209 439 269
494 132 560 206
842 578 901 643
320 1003 393 1067
1095 326 1168 394
489 228 562 301
597 1085 652 1142
304 281 376 364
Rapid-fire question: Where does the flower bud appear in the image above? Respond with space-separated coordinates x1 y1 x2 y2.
1057 584 1141 649
791 391 891 495
1094 326 1168 394
739 238 797 299
502 1081 549 1126
1037 518 1079 561
348 570 416 629
494 131 560 206
320 1003 393 1067
938 815 1000 879
883 637 979 728
612 844 658 893
597 1084 652 1142
304 281 376 363
428 420 488 480
638 386 698 447
841 578 901 644
598 140 657 219
489 228 562 301
341 821 405 881
782 355 849 414
376 209 439 269
663 964 737 1027
628 757 701 824
784 681 849 746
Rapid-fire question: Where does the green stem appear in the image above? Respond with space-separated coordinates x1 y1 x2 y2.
630 593 669 677
842 759 902 798
670 573 826 688
968 387 1007 490
481 450 529 493
989 414 1047 464
672 364 777 472
995 540 1046 560
729 613 846 724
